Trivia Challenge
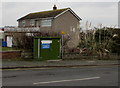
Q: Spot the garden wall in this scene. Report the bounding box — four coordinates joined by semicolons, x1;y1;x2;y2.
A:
0;50;119;60
63;53;120;60
0;50;22;59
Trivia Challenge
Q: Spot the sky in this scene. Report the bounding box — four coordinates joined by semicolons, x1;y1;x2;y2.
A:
0;0;119;28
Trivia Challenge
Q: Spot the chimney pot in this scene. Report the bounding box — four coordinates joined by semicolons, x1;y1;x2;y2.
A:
53;5;57;10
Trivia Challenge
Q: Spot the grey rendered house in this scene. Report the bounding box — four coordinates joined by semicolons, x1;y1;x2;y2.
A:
17;5;82;48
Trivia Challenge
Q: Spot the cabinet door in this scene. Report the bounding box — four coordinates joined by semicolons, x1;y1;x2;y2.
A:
50;39;60;60
40;39;60;60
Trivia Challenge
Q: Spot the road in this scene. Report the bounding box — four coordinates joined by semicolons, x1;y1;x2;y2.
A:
2;65;119;86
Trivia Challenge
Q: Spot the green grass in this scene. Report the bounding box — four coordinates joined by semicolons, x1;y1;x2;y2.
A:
2;47;21;51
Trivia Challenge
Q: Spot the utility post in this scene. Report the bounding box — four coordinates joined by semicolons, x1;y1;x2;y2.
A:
60;31;65;59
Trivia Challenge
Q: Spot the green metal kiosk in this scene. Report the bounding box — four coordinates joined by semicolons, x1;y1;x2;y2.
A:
33;37;61;60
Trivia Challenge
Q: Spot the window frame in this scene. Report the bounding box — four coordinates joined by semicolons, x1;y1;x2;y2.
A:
41;19;52;27
30;19;35;26
21;20;26;27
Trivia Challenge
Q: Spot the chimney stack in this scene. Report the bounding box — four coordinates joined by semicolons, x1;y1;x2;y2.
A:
53;5;57;10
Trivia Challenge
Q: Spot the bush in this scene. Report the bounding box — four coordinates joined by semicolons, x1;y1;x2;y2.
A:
12;31;61;50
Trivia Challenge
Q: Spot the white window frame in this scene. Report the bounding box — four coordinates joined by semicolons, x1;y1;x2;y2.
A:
70;26;76;32
41;19;51;27
22;20;25;27
30;19;35;26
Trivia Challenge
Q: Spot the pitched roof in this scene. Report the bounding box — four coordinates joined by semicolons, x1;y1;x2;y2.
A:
17;8;81;21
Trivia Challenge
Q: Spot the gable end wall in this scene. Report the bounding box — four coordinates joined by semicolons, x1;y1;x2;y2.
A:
53;10;80;48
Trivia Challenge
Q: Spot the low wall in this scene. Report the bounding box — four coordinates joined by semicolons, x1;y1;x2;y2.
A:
0;50;22;59
63;53;120;60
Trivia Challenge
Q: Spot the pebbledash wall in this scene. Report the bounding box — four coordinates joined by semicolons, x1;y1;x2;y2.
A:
1;50;21;59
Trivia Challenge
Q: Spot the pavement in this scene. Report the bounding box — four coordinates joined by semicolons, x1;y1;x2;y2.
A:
1;59;120;69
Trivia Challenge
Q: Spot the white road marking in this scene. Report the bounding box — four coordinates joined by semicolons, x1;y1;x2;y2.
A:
33;76;101;85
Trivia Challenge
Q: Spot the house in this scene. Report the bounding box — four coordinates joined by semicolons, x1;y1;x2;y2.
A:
17;5;82;48
1;27;15;47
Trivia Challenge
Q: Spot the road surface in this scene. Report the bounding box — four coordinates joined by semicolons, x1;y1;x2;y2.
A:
2;65;119;86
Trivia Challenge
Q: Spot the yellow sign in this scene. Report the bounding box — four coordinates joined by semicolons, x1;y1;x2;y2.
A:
60;31;65;34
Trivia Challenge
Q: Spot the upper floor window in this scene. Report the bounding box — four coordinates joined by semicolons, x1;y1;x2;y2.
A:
21;20;25;27
70;26;76;32
30;19;35;26
41;19;51;27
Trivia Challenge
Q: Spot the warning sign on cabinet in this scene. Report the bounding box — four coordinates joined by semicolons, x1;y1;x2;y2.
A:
41;44;50;49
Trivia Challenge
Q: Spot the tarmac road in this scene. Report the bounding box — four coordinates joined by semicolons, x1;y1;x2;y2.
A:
2;65;119;86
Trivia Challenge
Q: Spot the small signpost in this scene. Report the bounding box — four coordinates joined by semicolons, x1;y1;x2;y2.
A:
60;31;65;59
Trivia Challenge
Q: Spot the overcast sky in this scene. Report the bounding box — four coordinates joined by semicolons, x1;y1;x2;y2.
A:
1;1;119;28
